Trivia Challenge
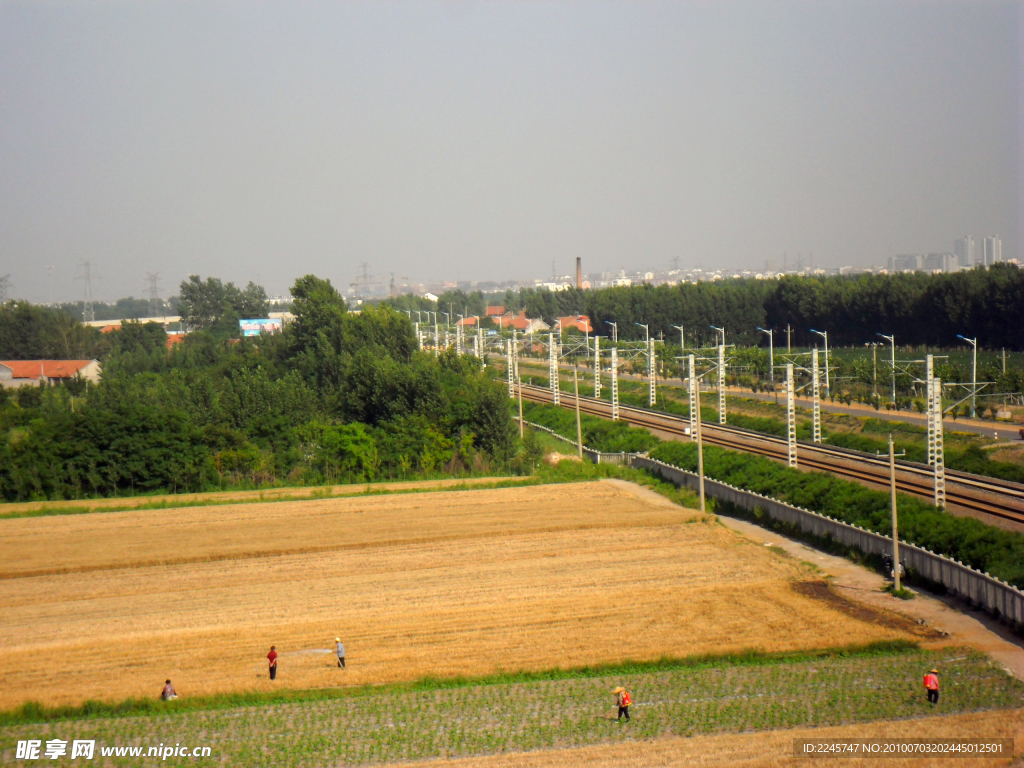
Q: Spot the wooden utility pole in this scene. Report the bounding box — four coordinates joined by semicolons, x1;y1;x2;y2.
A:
574;367;583;458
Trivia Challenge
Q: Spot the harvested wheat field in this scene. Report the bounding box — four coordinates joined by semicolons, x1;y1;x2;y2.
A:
0;480;922;710
397;708;1024;768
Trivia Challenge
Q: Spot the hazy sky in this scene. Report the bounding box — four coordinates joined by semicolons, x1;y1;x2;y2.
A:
1;1;1021;303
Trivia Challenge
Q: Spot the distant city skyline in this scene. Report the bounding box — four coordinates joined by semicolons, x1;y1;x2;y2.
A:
2;2;1020;304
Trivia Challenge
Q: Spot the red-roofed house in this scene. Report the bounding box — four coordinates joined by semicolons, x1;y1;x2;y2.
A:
166;333;186;349
485;305;506;316
557;315;593;334
0;360;102;388
455;316;478;328
494;312;550;334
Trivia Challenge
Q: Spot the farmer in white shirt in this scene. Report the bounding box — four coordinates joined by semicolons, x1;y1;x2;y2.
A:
336;638;346;669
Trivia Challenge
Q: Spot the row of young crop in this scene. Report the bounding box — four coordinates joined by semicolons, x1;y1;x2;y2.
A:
4;648;1020;767
520;400;1024;588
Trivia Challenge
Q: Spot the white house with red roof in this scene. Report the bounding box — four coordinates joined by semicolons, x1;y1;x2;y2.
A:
0;360;102;388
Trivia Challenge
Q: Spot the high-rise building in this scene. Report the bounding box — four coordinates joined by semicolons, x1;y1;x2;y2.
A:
954;235;975;268
981;236;1002;266
890;253;956;272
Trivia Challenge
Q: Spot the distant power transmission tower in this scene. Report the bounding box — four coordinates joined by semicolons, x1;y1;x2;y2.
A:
0;274;11;304
75;261;99;322
146;272;161;316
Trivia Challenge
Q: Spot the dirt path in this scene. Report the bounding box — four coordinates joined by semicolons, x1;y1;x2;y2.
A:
606;479;1024;682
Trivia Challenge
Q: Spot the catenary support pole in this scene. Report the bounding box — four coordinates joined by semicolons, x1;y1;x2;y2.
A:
890;434;901;592
517;375;524;439
507;340;514;397
593;336;601;398
933;378;945;507
786;363;797;467
649;337;657;407
610;347;619;421
549;333;560;405
574;367;583;459
718;344;726;424
812;348;821;443
693;370;705;513
926;355;935;466
688;353;698;441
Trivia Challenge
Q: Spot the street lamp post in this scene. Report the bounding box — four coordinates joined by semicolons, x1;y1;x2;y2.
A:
810;329;829;395
637;323;654;406
756;327;774;384
672;325;685;385
710;325;725;346
865;342;879;399
877;333;896;405
605;321;617;343
956;335;978;418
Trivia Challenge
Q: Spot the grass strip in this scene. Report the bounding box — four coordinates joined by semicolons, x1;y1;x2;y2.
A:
0;476;540;521
0;640;920;726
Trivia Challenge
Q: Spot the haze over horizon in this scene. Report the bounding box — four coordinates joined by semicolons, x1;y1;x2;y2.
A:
1;1;1021;304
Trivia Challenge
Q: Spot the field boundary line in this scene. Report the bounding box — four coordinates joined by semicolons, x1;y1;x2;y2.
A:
0;476;539;521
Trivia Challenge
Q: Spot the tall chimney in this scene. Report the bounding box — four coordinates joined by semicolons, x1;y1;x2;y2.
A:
576;257;582;289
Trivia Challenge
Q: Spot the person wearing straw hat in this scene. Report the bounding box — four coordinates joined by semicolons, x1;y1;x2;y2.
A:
923;668;939;704
335;638;346;669
612;687;631;721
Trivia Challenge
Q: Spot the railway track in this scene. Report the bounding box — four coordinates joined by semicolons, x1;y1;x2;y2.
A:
518;384;1024;526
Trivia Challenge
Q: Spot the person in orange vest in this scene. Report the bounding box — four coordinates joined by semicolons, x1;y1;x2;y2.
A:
613;687;631;721
923;668;939;704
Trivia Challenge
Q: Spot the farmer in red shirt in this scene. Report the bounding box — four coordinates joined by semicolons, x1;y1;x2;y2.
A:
268;646;278;680
923;668;939;704
613;687;631;721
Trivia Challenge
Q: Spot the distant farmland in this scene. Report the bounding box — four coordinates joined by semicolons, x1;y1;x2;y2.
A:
1;481;924;710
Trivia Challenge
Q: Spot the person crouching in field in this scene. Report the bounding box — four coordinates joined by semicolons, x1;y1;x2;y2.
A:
268;646;278;680
924;668;939;704
160;680;177;701
336;637;345;669
613;687;631;721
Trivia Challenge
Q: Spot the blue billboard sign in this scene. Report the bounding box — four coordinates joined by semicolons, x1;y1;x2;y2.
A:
239;318;283;337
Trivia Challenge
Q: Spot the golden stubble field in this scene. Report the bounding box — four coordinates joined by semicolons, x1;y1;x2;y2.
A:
0;480;917;710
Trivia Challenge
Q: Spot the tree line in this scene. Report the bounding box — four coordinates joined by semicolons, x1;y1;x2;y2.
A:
386;264;1023;350
0;275;516;501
